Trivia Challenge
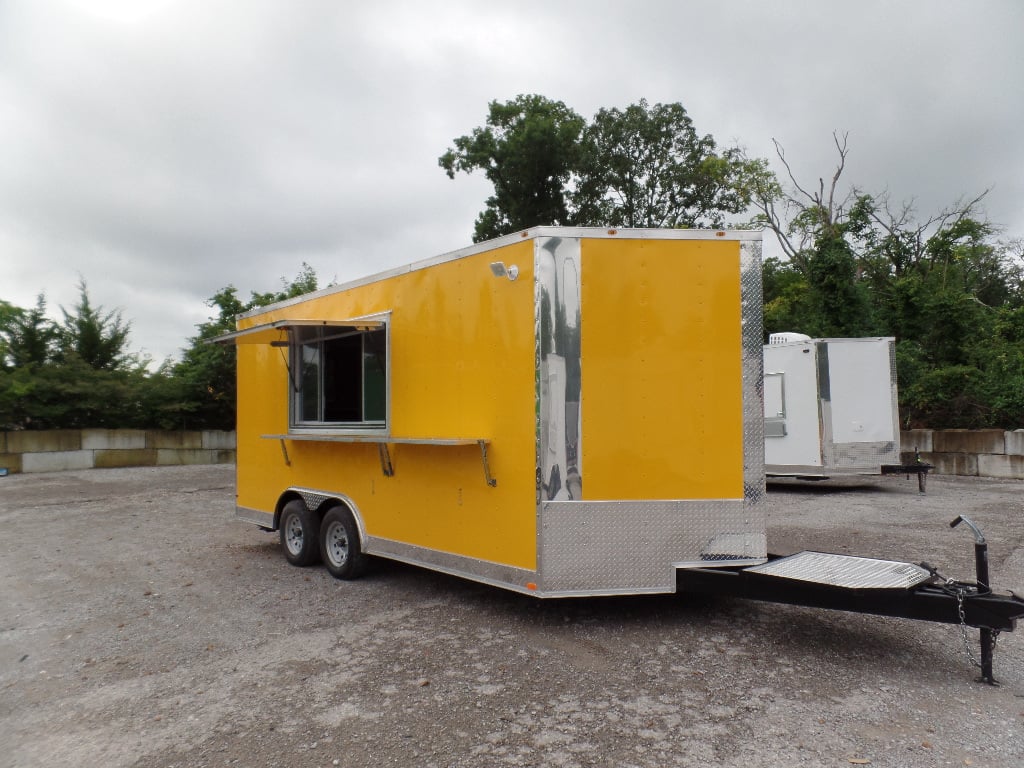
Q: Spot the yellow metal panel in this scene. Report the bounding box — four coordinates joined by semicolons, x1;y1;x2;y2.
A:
235;340;293;513
234;241;539;570
579;237;745;500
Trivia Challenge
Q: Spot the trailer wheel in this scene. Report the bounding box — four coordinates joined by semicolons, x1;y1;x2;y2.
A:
319;506;367;580
279;500;320;566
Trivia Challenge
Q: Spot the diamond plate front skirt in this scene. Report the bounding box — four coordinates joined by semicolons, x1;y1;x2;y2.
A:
538;498;767;596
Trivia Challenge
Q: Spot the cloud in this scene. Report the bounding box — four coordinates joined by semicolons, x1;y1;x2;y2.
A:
1;0;1022;362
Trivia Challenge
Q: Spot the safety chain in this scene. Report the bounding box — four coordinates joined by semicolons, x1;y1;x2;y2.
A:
952;581;1000;670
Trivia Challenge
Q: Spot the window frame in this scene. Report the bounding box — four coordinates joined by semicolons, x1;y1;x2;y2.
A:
288;314;390;434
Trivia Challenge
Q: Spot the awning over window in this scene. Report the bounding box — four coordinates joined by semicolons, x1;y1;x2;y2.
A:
210;318;385;345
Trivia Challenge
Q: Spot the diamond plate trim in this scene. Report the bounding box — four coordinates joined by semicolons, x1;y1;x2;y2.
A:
539;499;766;594
746;551;932;590
740;239;767;508
296;490;331;511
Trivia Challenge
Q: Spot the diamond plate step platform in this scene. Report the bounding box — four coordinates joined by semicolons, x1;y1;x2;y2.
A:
745;551;932;590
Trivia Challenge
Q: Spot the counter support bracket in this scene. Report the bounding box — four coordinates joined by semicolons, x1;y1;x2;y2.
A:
480;440;497;487
378;443;395;477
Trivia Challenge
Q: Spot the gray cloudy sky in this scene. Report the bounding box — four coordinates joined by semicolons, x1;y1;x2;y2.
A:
2;0;1022;363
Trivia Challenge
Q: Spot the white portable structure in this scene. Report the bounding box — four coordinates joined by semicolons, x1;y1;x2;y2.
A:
763;334;901;477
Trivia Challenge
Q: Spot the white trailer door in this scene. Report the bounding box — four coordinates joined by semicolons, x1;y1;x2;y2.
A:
827;340;896;444
763;343;823;468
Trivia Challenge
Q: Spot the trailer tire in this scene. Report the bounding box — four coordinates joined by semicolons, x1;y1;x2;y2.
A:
279;500;320;567
319;506;367;580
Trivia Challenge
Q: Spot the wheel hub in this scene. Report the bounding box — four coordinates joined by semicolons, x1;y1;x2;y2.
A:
325;521;349;567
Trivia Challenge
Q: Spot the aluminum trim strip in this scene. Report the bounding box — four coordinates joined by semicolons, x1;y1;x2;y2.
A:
535;236;582;505
365;536;537;593
211;317;384;345
238;228;762;319
262;434;484;445
283;486;368;541
236;506;274;527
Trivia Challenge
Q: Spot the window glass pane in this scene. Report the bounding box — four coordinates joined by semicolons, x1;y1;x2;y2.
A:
299;343;320;422
363;329;387;422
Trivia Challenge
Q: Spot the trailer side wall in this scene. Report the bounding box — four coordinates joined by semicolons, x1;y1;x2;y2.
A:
236;241;539;572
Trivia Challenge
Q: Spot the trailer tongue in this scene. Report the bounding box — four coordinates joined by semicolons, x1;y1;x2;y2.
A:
676;516;1024;685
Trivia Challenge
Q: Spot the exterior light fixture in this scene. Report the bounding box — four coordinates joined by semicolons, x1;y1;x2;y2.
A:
489;262;519;281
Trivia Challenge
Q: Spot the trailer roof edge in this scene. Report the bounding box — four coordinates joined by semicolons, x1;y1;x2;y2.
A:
236;226;764;320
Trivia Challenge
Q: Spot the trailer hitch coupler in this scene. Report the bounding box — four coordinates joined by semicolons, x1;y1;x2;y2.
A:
950;515;989;590
950;515;986;546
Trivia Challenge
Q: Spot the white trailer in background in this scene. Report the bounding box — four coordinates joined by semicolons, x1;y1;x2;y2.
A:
762;334;927;486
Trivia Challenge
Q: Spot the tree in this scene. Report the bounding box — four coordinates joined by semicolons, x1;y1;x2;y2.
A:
249;261;319;306
755;133;1024;428
172;265;322;431
2;295;58;369
761;256;815;335
751;133;873;336
441;95;772;241
0;288;155;430
575;100;763;228
0;300;21;370
805;232;874;337
170;287;246;431
439;95;587;242
0;267;326;431
55;280;133;371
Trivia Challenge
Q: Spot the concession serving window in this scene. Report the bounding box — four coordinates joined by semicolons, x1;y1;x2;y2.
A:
213;317;389;430
213;315;496;485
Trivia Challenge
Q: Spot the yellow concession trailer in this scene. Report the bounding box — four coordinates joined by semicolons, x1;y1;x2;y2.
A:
218;227;767;596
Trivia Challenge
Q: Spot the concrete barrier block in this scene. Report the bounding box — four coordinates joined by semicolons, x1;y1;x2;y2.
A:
22;450;94;473
899;451;929;466
978;454;1024;480
148;431;203;450
214;450;236;465
94;449;158;469
900;429;933;454
156;448;220;466
202;431;237;450
0;453;23;474
933;429;1005;455
83;429;147;450
7;430;82;454
1006;430;1024;457
919;452;977;477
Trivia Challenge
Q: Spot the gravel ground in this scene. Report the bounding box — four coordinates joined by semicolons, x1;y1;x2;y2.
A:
1;465;1023;767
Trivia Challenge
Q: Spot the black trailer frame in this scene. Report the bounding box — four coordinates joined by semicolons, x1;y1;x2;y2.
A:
881;450;934;493
677;517;1024;684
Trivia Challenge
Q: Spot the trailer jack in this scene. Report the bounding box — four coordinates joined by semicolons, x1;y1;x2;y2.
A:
676;517;1024;684
948;515;999;684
